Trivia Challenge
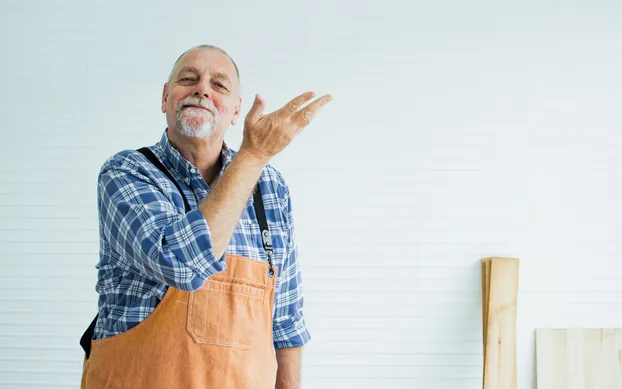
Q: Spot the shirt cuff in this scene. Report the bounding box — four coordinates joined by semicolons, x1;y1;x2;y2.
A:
168;208;227;289
273;312;311;348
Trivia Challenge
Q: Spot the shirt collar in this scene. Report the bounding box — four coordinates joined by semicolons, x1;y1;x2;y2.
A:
155;128;236;180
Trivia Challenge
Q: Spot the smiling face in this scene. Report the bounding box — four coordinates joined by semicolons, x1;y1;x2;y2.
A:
161;47;242;139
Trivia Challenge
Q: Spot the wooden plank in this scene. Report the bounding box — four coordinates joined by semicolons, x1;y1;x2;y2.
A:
481;258;489;380
601;329;622;389
481;258;490;354
481;258;492;368
482;257;519;389
535;328;622;389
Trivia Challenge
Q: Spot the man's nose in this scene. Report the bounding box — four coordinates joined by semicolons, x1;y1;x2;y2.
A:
193;80;212;100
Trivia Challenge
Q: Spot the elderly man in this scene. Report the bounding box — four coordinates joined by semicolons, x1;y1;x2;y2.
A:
79;44;332;389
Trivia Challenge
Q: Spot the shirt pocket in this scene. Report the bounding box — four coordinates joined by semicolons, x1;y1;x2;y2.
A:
186;278;266;350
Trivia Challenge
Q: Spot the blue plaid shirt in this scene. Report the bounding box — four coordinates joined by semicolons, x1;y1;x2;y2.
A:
93;130;310;348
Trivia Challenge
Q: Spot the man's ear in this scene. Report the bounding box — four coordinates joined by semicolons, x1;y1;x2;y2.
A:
161;83;169;113
230;95;243;126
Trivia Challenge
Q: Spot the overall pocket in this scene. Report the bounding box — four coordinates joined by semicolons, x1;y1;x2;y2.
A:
187;278;265;350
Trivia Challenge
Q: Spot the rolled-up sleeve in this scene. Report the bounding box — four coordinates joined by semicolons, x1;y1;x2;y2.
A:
98;155;225;291
272;183;311;348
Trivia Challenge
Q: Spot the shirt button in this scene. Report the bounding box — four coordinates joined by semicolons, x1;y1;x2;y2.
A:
190;168;197;174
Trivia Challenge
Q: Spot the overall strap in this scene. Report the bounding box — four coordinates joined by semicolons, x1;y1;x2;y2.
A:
253;184;275;277
137;147;191;213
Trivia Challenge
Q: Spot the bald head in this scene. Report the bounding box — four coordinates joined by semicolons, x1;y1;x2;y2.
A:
168;45;240;85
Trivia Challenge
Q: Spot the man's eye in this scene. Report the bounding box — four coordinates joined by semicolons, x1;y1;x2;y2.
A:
215;83;228;90
179;77;196;82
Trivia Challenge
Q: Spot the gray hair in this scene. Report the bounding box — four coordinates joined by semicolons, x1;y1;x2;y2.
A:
167;44;240;85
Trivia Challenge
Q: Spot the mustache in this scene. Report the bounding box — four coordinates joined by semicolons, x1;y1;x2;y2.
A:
178;97;217;115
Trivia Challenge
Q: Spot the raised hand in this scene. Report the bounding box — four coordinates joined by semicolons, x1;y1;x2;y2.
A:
240;91;333;162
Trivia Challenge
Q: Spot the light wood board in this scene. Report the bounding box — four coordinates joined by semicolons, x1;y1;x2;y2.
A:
536;328;622;389
481;257;519;389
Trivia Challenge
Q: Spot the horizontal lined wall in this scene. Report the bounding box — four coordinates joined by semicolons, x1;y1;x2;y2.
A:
1;0;621;388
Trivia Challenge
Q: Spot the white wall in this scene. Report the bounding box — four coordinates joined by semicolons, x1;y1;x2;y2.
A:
1;0;621;388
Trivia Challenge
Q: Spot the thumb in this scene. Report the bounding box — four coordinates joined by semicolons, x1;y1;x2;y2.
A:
246;94;265;123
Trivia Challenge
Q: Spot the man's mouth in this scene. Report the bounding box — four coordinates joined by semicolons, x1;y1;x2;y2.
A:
183;105;210;111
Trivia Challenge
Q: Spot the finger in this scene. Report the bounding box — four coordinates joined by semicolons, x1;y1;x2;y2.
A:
276;91;316;117
291;94;332;129
246;94;265;123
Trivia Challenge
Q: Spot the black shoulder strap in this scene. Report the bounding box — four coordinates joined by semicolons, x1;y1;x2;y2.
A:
79;314;98;359
137;147;191;213
253;184;275;277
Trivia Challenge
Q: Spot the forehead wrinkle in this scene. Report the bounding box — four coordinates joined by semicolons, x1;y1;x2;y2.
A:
175;66;233;82
177;66;199;75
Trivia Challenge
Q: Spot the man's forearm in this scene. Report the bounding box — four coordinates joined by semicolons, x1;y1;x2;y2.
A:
198;91;331;260
275;347;302;389
198;149;268;258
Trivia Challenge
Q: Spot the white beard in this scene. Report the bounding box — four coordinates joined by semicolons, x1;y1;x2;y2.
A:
174;99;220;139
